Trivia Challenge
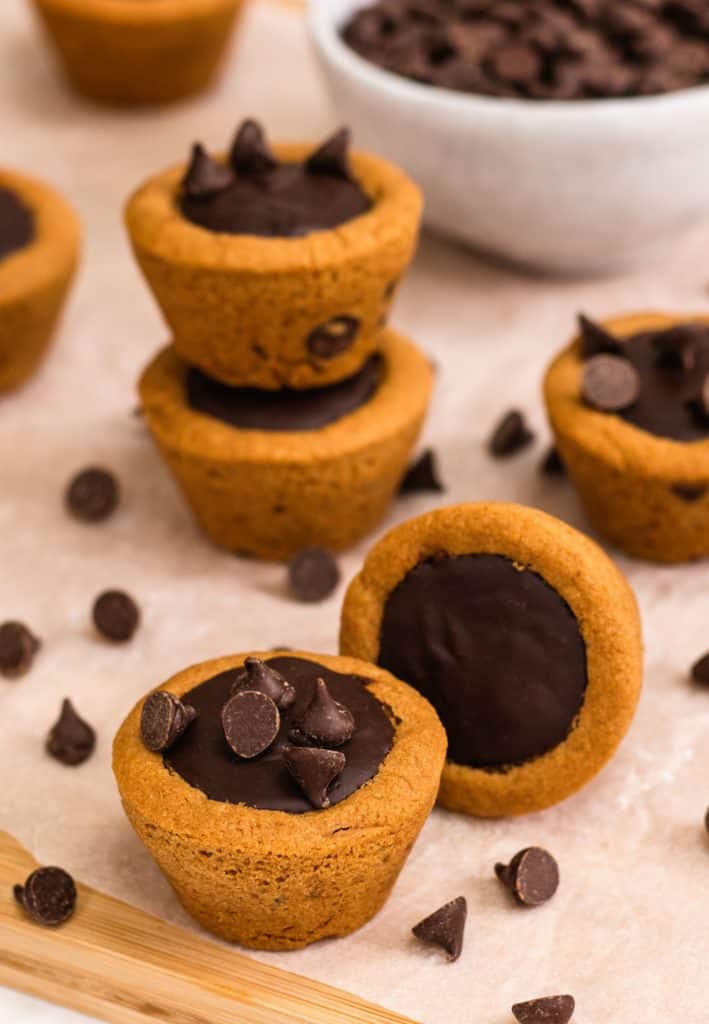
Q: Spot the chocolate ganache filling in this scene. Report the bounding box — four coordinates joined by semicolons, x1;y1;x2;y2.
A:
378;554;588;770
0;187;34;261
579;317;709;443
186;354;382;431
164;657;395;813
180;119;372;238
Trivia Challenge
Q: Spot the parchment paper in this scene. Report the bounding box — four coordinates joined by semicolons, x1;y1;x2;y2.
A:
1;2;708;1021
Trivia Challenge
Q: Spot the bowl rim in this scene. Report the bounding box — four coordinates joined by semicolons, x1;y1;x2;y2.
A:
309;0;709;119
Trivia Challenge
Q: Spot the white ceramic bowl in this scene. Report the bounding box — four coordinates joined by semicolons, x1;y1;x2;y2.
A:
309;0;709;275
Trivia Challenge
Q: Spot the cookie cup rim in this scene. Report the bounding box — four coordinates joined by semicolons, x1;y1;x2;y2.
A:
544;311;709;481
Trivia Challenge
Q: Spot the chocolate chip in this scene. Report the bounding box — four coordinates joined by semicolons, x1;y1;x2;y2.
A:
288;547;340;603
672;483;707;502
399;449;445;495
221;689;280;759
306;127;353;180
412;896;467;962
282;745;346;808
15;867;77;927
540;446;566;477
578;314;622;359
0;621;40;678
140;691;198;752
691;652;709;686
290;677;355;748
229;119;278;175
581;354;640;412
231;657;296;710
46;699;95;766
92;590;140;643
511;995;575;1024
699;374;709;416
488;410;535;457
66;467;119;523
495;847;560;906
182;143;234;199
306;316;360;358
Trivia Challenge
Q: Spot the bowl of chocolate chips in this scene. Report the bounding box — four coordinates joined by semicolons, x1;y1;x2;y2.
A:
310;0;709;274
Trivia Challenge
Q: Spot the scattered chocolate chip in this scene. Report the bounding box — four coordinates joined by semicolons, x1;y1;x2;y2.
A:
46;699;95;766
182;143;234;199
66;467;119;523
231;657;296;710
140;691;198;752
92;590;140;643
282;745;346;808
14;867;77;927
672;483;707;502
229;119;278;175
306;315;360;358
399;449;445;495
290;677;355;748
578;314;622;359
221;689;280;759
511;995;575;1024
495;847;559;907
691;652;709;686
700;375;709;416
488;410;535;457
306;127;353;180
540;446;566;477
581;354;640;412
288;547;340;603
0;621;40;678
412;896;467;962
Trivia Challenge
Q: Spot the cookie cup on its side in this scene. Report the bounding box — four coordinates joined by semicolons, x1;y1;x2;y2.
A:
0;169;80;392
113;650;447;950
340;502;643;818
138;328;433;560
545;311;709;564
30;0;243;106
125;144;422;390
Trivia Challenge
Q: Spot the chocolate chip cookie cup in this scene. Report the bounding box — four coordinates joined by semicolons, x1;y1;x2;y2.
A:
125;132;422;390
340;502;643;818
0;169;80;392
138;328;433;560
544;312;709;563
30;0;244;106
112;651;446;950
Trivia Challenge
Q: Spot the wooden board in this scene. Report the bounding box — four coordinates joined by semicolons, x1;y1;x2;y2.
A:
0;831;419;1024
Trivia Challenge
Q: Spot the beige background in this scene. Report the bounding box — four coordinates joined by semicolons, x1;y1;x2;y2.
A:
1;1;708;1021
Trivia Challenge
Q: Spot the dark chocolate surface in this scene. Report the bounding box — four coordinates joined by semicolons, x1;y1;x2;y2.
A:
164;657;395;813
378;554;587;770
0;186;34;261
186;355;381;432
612;326;709;442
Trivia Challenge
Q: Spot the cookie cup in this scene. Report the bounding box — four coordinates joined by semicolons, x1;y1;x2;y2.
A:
113;650;446;950
340;502;643;818
0;169;80;392
126;144;422;390
545;312;709;563
30;0;243;106
139;328;433;560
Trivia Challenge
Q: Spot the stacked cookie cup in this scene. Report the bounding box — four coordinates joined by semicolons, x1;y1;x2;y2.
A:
126;122;432;559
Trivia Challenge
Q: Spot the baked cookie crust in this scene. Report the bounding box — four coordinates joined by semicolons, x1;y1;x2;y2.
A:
126;144;422;390
30;0;244;105
0;168;80;392
545;311;709;563
138;328;433;560
113;650;446;950
340;502;643;818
